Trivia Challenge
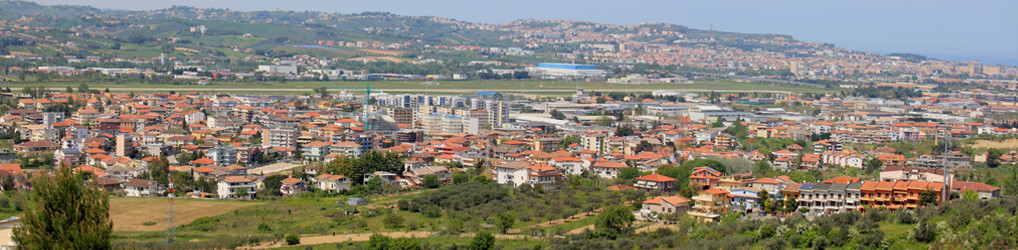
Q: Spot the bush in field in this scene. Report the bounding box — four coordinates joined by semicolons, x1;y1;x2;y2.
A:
285;234;300;245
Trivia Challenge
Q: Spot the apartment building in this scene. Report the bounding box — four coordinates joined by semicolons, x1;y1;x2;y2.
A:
262;128;298;149
689;188;731;222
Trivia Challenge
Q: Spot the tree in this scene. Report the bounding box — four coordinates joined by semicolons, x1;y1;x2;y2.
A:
758;189;770;211
259;174;287;198
755;161;772;176
285;234;300;245
496;214;515;233
422;175;441;188
383;213;404;229
986;149;1003;168
452;171;468;184
633;140;654;153
14;167;112;249
910;220;937;243
918;189;938;207
595;205;635;238
615;124;635;136
617;167;640;180
961;189;979;201
313;86;329;96
784;195;798;214
78;83;90;94
597;116;613;126
235;188;249;199
549;109;566;120
864;157;882;173
367;234;394;250
470;232;495;250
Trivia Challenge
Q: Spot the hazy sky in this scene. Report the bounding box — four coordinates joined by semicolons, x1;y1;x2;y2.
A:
30;0;1018;65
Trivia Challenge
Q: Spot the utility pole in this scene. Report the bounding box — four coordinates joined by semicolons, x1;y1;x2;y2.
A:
166;174;176;243
942;134;949;203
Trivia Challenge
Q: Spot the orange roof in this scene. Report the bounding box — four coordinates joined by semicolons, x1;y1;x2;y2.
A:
194;166;216;173
635;174;677;182
753;177;782;184
191;157;215;165
0;163;23;176
702;188;729;195
823;176;861;184
503;140;526;145
875;181;895;191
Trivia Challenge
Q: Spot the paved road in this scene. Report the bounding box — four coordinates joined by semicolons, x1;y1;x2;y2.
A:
10;87;794;94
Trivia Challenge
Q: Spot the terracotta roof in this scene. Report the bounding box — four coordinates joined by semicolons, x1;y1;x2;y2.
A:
823;176;861;184
753;177;782;184
702;188;729;196
192;157;215;165
636;174;677;182
592;161;627;169
281;177;301;185
952;181;1000;192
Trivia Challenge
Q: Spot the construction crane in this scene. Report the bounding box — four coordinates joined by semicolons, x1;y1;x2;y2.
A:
321;83;374;130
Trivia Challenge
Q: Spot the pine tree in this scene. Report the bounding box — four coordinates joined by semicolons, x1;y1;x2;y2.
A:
13;167;112;248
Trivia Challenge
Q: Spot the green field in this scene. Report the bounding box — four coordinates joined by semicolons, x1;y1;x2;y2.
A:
5;79;837;95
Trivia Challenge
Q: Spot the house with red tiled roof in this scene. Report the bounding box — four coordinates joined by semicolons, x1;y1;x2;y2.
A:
591;160;627;179
750;177;785;193
548;156;583;175
315;174;352;192
634;174;677;192
951;181;1000;200
641;195;691;220
690;167;722;190
280;177;307;197
0;163;24;177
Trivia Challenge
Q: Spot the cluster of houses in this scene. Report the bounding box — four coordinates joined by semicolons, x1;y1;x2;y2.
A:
639;166;1001;222
0;88;1011;209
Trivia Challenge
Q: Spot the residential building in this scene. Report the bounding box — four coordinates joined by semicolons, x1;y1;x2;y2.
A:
217;176;257;199
641;195;691;220
634;174;677;192
689;188;731;222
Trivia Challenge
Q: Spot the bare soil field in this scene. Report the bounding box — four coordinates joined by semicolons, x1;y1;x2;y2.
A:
110;197;262;231
969;139;1018;149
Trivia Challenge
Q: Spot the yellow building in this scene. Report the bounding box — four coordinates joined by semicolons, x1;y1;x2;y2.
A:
689;188;732;222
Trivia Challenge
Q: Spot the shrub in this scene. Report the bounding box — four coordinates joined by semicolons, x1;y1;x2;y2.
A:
258;222;272;232
895;210;916;224
909;220;937;243
811;236;827;250
421;204;442;218
383;213;405;229
285;234;300;245
397;199;410;211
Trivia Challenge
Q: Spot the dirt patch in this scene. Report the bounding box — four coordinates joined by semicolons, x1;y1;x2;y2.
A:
349;56;410;63
357;49;404;56
110;197;261;232
969;139;1018;149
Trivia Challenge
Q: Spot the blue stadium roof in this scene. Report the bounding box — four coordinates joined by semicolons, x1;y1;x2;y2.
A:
537;63;596;70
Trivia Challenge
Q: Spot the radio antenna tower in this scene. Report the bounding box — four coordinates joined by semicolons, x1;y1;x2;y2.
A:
166;174;176;243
